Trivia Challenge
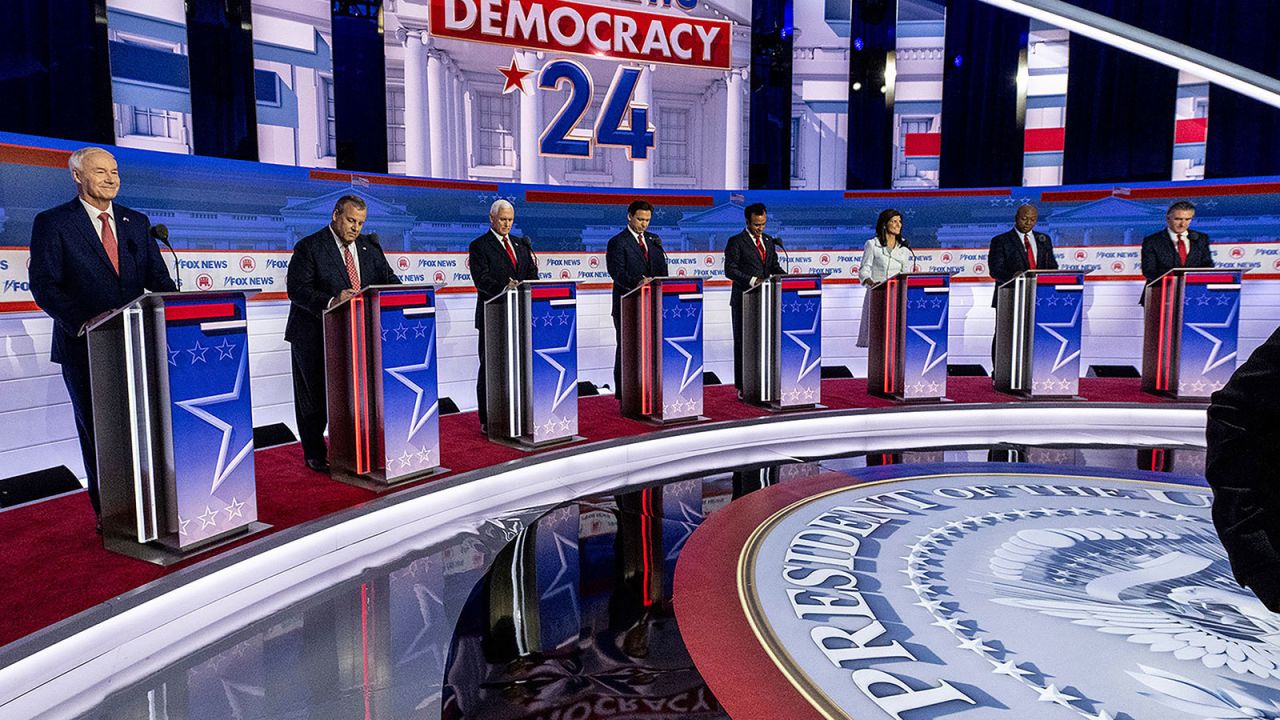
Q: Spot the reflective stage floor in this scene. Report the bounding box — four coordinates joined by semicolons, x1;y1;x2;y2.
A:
56;439;1273;720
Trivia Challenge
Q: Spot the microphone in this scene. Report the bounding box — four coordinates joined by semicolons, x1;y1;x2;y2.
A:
899;235;919;272
772;234;791;273
151;224;181;289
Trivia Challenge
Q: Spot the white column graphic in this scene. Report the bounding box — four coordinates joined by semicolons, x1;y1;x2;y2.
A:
402;29;429;176
518;50;544;184
630;65;653;189
724;68;744;190
425;42;447;178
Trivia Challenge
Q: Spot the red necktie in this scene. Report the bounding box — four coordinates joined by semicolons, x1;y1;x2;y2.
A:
1176;234;1188;265
1023;233;1036;270
502;235;517;269
636;233;648;260
98;212;119;274
753;233;766;263
342;243;359;291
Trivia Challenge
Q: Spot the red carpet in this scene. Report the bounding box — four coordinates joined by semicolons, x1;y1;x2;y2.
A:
0;377;1172;649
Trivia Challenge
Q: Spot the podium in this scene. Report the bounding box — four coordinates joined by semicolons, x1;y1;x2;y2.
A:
620;277;707;424
323;284;448;489
86;290;268;565
742;274;824;410
1142;269;1241;399
867;272;951;401
994;270;1087;397
484;280;583;449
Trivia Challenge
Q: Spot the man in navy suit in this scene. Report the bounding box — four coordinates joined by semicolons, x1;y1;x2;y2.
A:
285;195;400;472
469;199;539;433
606;200;669;398
1140;200;1213;303
988;203;1059;308
28;147;177;530
724;202;784;397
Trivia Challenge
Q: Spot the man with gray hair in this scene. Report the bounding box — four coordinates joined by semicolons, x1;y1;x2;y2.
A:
28;147;177;532
468;199;539;433
1140;200;1213;304
285;194;400;473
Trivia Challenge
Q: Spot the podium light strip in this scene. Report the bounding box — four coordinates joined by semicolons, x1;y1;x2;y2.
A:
759;284;773;401
641;487;655;607
1156;274;1177;392
506;289;520;438
1011;277;1027;391
124;308;158;543
350;296;370;475
641;284;652;417
510;530;531;656
884;278;898;394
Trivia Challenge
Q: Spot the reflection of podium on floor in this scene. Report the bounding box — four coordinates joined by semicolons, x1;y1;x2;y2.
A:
86;290;269;565
868;272;951;401
994;270;1088;398
323;284;448;490
1142;269;1241;400
620;277;707;424
741;274;824;410
484;280;584;450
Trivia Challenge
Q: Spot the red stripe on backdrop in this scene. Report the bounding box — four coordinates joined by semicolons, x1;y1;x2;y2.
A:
843;188;1011;199
903;132;942;157
0;143;71;168
1175;117;1208;144
524;190;715;206
1040;189;1112;202
1024;127;1065;153
1120;182;1280;199
308;170;498;191
164;303;236;322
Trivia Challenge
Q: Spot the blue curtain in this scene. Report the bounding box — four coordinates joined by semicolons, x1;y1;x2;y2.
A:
749;0;794;189
939;0;1028;188
0;0;113;145
1202;1;1280;178
845;0;898;189
332;1;388;173
187;0;259;160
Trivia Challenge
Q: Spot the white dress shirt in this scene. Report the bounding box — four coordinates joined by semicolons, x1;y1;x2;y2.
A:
1167;228;1190;249
80;198;117;243
858;237;913;285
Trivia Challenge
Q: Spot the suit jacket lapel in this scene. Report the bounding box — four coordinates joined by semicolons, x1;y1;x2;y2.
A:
322;233;350;289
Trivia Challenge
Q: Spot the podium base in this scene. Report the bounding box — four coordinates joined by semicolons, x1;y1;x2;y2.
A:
331;465;452;493
870;393;953;404
103;521;272;567
628;414;710;426
764;402;827;414
488;434;586;453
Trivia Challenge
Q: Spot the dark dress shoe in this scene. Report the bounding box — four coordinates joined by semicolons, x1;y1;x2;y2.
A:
95;519;103;535
305;458;331;473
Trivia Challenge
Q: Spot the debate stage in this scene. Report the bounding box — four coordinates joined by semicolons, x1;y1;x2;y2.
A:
0;376;1230;720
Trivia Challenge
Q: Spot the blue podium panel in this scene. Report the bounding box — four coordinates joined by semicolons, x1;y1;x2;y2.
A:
901;275;950;400
529;283;579;445
162;296;257;548
378;288;442;483
778;276;822;408
1030;273;1085;396
658;280;704;420
533;504;582;653
1173;271;1241;398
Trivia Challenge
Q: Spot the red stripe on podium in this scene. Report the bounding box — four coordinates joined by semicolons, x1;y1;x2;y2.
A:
1184;273;1238;284
531;287;572;299
379;292;429;308
662;283;699;294
782;279;817;290
906;277;946;288
1036;274;1082;284
164;303;236;322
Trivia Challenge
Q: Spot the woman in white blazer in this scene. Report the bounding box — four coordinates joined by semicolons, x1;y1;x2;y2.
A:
857;209;914;348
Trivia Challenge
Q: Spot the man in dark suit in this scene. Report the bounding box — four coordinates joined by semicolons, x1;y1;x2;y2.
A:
1206;325;1280;613
988;203;1059;308
1140;200;1213;303
606;200;669;397
724;202;784;397
28;147;177;530
285;194;400;473
469;199;539;433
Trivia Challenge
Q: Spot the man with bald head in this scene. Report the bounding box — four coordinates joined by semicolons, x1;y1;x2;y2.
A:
468;199;539;433
28;147;177;532
987;203;1059;307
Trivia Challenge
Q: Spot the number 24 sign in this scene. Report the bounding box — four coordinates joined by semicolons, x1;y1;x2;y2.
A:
538;60;656;161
